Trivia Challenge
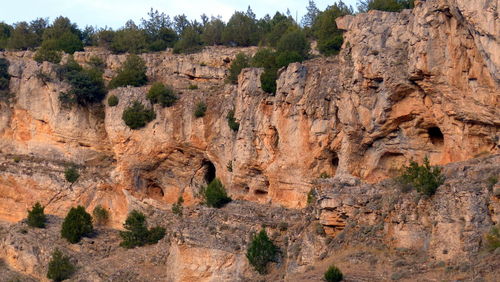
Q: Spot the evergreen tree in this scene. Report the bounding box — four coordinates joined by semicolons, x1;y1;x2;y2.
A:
27;202;47;228
120;210;166;248
109;54;148;89
246;229;278;274
301;0;320;27
47;249;75;282
61;206;93;243
203;178;231;208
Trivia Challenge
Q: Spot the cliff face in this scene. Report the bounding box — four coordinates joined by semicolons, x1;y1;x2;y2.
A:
0;0;498;221
0;0;499;280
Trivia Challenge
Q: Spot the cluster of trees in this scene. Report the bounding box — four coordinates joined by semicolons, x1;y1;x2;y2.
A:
1;1;414;58
25;202;164;281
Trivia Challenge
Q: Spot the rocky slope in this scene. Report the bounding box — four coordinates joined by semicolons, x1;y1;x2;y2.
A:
0;0;499;281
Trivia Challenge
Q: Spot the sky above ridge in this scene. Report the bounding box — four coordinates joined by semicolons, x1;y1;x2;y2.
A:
0;0;359;29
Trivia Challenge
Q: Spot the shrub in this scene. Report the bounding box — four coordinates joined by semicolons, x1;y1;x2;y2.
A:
318;34;344;56
0;58;11;99
147;82;177;107
34;47;62;64
226;160;233;172
397;156;445;196
119;210;166;248
172;196;184;216
92;205;109;226
260;68;278;95
246;229;278;274
312;3;352;56
358;0;414;13
107;95;119;107
276;30;310;58
61;206;93;243
194;101;207;118
228;53;250;84
108;54;147;89
64;166;79;183
46;249;75;282
226;110;240;132
251;48;277;69
122;101;156;129
276;51;304;69
324;265;343;282
188;84;198;90
485;225;500;251
203;178;231;208
56;57;107;106
27;202;47;228
307;188;317;205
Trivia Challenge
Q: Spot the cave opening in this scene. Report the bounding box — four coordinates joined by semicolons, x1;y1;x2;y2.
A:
428;127;444;146
202;159;216;183
331;153;339;167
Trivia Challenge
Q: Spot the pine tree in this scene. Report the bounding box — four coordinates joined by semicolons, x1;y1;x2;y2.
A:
27;202;47;228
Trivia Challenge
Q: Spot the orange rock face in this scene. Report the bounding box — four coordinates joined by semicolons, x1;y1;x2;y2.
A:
0;0;498;225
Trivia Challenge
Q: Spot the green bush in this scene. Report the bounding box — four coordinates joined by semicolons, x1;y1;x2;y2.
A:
46;249;75;282
108;54;147;89
324;265;343;282
0;58;11;99
307;188;317;206
203;178;231;208
147;82;177;107
312;3;352;56
122;101;156;129
260;68;278;94
64;166;79;183
107;95;119;107
246;228;278;274
119;210;166;248
226;110;240;132
188;84;198;90
56;57;107;106
358;0;414;13
34;47;62;64
485;225;500;251
276;51;304;68
251;48;277;69
92;205;109;226
276;30;310;58
172;196;184;216
194;101;207;118
398;156;445;196
61;206;93;243
228;53;250;84
27;202;47;228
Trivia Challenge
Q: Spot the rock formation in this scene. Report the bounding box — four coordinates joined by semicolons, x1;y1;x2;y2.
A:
0;0;499;280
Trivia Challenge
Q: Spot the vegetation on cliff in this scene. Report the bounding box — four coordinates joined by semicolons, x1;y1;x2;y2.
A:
324;265;343;282
0;57;12;101
246;228;278;274
56;56;106;106
146;82;178;107
27;202;47;228
398;157;445;196
122;101;156;129
119;210;166;248
202;178;232;208
61;206;93;243
47;249;75;282
109;54;148;89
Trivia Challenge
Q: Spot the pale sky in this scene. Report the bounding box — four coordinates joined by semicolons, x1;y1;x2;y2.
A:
0;0;359;29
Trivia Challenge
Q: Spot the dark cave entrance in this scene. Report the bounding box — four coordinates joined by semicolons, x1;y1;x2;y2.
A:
202;159;216;184
428;127;444;146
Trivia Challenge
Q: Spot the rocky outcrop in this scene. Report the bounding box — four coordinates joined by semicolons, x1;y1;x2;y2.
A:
0;0;498;226
0;155;498;281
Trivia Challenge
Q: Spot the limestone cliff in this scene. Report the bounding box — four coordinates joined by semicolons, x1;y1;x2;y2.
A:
0;0;499;281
